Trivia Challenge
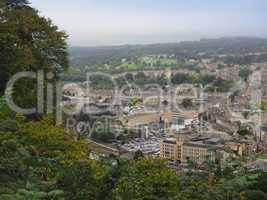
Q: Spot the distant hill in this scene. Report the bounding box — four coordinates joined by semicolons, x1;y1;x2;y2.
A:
69;37;267;76
69;37;267;67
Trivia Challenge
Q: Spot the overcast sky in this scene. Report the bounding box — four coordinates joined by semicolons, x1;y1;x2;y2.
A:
31;0;267;46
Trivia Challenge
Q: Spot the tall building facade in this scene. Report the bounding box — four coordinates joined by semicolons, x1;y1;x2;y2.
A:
160;137;218;163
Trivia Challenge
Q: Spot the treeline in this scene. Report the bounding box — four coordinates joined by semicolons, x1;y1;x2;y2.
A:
69;37;267;71
219;53;267;65
86;71;234;93
0;104;267;199
1;1;266;199
0;0;68;110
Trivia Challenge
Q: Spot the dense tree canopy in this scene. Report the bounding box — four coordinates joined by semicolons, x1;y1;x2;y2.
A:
0;1;267;200
0;0;68;109
0;101;266;199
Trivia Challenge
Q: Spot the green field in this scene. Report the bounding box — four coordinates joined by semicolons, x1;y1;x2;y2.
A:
114;56;184;71
116;62;140;70
141;57;178;66
257;153;267;159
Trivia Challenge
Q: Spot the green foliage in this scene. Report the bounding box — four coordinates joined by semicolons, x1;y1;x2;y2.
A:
205;78;234;93
140;56;181;69
1;187;65;200
91;129;115;143
0;116;92;198
133;150;144;160
171;73;193;84
237;125;251;136
134;72;168;86
181;98;193;108
57;161;108;200
255;101;266;111
213;78;234;92
249;172;267;193
1;2;267;200
0;1;68;108
69;37;267;74
242;190;267;200
0;119;19;132
200;74;216;85
88;74;115;89
128;96;142;108
113;159;181;200
239;67;252;81
171;73;216;86
242;111;250;119
0;115;267;199
2;0;29;8
0;97;16;120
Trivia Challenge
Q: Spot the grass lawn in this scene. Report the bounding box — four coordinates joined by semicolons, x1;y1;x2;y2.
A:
142;57;178;66
115;57;188;71
257;153;267;159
